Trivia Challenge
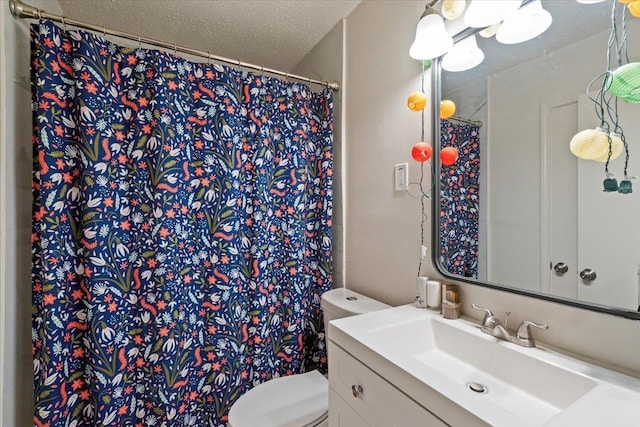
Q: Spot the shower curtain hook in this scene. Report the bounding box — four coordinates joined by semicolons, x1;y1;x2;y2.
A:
60;15;67;32
103;25;106;38
237;58;242;68
285;72;289;83
37;8;42;20
207;52;212;65
173;42;177;56
137;35;142;50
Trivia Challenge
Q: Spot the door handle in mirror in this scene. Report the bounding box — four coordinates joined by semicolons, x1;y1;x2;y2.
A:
553;262;568;274
579;268;597;281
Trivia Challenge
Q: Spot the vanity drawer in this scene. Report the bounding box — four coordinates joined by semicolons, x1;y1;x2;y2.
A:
329;343;447;427
329;388;370;427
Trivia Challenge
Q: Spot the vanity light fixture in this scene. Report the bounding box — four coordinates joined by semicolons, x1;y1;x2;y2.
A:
464;0;522;28
442;34;485;72
496;0;552;45
409;0;454;60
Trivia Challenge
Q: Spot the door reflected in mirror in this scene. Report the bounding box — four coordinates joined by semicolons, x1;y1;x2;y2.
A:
434;0;640;317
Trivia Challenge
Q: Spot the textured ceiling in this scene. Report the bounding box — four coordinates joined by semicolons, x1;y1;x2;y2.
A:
56;0;361;72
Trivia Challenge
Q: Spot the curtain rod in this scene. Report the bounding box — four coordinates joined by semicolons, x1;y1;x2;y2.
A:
8;0;340;91
448;116;483;127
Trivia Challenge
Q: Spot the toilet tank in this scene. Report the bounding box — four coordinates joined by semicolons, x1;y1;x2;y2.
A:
320;288;390;336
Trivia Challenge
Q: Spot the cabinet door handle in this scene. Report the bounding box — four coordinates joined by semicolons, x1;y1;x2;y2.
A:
351;384;363;398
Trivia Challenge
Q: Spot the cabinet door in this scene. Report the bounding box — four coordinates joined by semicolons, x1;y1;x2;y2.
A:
329;389;370;427
329;343;447;427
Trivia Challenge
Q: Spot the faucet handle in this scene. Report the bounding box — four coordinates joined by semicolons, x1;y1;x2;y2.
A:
471;304;494;326
516;320;549;340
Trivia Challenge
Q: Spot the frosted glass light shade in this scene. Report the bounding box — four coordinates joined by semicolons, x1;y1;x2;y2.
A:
594;133;624;163
464;0;522;28
409;14;454;60
496;0;552;45
442;35;485;72
569;128;609;160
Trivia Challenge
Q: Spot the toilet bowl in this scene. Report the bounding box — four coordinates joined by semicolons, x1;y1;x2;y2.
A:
227;288;390;427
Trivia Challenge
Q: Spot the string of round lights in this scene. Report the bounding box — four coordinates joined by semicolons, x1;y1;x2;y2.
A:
406;62;460;275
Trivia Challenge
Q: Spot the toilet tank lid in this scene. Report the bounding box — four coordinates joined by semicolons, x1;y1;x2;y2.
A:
320;288;390;314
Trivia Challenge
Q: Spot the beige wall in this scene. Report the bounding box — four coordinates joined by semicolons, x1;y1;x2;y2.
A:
342;1;640;376
345;1;433;306
1;0;63;424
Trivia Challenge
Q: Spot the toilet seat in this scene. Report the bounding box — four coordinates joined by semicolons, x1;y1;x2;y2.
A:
227;370;328;427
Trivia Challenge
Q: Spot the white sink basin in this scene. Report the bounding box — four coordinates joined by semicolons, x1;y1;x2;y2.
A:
330;305;640;426
368;317;596;425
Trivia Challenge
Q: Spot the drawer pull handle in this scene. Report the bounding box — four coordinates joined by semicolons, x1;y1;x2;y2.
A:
351;385;363;398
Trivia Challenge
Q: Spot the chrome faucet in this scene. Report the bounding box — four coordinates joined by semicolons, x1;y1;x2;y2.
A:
472;304;548;348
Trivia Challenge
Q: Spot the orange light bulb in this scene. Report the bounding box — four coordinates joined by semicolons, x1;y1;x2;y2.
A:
441;146;459;166
407;91;427;112
412;142;433;162
440;100;456;119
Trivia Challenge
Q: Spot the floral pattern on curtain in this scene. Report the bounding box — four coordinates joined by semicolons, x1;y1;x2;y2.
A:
439;120;480;278
31;20;333;427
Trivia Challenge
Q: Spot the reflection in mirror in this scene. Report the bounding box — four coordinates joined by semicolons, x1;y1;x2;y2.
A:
434;0;640;318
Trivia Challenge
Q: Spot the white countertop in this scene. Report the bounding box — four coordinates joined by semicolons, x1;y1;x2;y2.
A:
329;304;640;427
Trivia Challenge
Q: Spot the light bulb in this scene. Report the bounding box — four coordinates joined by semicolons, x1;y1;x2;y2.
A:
629;1;640;17
569;128;609;160
605;62;640;97
440;100;456;119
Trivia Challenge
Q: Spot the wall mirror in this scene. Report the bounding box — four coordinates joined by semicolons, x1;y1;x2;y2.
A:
432;0;640;320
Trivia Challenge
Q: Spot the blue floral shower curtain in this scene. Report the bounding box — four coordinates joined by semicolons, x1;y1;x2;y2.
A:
439;120;480;278
31;20;333;427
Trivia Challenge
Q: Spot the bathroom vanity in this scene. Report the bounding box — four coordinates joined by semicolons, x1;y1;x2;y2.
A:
327;305;640;427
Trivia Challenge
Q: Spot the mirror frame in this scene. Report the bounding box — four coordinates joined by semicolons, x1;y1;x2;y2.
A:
430;28;640;321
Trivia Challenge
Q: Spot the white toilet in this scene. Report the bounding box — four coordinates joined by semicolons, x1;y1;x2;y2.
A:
227;288;389;427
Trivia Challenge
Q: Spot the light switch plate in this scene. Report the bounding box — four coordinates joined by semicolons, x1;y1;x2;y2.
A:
395;163;408;192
